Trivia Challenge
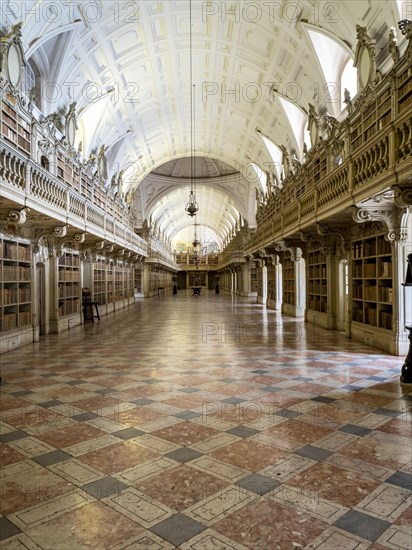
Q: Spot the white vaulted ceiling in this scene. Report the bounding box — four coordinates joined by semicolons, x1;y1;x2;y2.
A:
8;0;406;247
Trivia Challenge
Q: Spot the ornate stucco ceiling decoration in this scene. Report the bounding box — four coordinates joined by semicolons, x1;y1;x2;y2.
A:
11;0;406;244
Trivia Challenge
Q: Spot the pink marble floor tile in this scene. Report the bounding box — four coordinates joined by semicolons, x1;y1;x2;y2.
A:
213;498;327;549
211;439;286;470
286;461;381;507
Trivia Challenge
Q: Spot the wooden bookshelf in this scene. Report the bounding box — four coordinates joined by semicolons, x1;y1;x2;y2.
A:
0;237;31;331
397;64;412;115
93;258;106;305
126;265;134;298
282;256;295;306
188;272;206;287
349;85;392;152
92;260;134;304
351;235;393;330
57;151;80;191
250;267;258;293
135;268;142;293
308;154;327;188
257;266;264;298
58;251;80;317
307;248;327;313
267;263;276;303
207;254;218;265
1;100;31;155
81;174;93;201
107;262;114;303
114;263;124;300
94;185;105;209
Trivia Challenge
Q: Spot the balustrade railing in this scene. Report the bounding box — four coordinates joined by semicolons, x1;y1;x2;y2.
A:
0;146;26;190
317;165;349;209
0;143;147;255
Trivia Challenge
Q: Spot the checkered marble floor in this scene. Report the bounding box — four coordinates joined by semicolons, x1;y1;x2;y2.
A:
0;290;411;549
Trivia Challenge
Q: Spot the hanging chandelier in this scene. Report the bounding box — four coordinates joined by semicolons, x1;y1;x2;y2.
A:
185;0;199;218
186;188;199;217
192;223;200;248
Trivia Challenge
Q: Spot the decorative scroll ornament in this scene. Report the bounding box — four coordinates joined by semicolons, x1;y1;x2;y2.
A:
298;224;348;258
267;254;280;266
398;19;412;61
105;243;114;253
299;231;313;243
74;232;86;243
38;139;52;156
393;186;412;207
33;232;63;259
352;205;408;243
0;23;25;94
52;225;68;238
8;208;29;225
251;256;264;268
0;208;29;237
94;241;105;250
274;241;302;262
39;112;61;139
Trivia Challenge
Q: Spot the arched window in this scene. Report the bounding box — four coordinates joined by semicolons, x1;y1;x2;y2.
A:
341;58;358;112
24;60;42;109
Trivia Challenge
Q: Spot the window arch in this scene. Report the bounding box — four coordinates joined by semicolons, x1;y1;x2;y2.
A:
304;25;356;117
24;59;42;109
341;58;358;112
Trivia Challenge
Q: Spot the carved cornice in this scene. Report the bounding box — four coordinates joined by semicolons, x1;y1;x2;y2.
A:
266;254;280;266
32;225;85;258
352;205;408;243
298;224;348;258
274;241;302;262
33;232;63;259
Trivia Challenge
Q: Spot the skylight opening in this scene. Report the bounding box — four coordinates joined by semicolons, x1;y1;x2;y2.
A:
341;58;358;111
250;163;267;194
260;136;283;181
306;27;354;117
277;98;310;157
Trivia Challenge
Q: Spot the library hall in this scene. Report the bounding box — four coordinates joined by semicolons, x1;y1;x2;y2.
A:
0;1;411;548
